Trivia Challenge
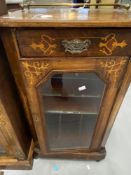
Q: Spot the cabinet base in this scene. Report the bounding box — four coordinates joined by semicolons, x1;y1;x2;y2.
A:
39;147;106;161
0;140;34;170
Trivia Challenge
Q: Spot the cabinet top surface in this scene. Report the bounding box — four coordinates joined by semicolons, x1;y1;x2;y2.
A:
0;8;131;27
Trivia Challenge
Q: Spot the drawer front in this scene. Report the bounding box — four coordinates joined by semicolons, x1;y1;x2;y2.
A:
16;28;131;58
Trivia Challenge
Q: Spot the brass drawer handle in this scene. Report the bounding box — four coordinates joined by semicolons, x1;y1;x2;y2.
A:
62;39;91;54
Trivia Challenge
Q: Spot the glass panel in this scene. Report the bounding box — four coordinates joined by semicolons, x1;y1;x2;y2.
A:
38;72;106;151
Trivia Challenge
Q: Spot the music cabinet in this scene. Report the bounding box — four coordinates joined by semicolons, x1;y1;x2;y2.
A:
0;2;131;169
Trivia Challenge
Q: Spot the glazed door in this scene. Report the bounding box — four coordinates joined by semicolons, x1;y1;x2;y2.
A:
38;72;105;151
21;57;128;156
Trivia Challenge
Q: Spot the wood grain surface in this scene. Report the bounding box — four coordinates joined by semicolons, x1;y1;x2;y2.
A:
16;28;130;57
0;8;131;27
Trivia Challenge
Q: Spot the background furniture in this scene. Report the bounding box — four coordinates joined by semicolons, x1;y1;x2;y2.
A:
0;39;34;169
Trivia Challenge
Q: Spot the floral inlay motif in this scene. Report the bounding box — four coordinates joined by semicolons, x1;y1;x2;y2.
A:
30;34;57;55
99;57;128;83
21;61;50;86
99;34;127;56
29;33;127;56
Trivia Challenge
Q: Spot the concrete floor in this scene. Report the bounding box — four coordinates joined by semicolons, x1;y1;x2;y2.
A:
4;85;131;175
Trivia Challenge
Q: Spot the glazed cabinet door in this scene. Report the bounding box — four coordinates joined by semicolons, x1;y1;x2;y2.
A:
38;72;105;151
20;57;129;159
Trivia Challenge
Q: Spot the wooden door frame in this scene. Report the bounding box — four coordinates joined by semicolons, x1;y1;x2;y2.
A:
19;57;129;157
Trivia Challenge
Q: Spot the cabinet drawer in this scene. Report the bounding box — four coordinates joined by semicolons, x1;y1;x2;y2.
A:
16;28;131;58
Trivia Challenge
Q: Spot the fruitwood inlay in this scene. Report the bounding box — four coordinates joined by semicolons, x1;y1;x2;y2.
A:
21;57;128;87
99;57;128;84
99;34;127;56
21;61;50;86
30;34;57;56
19;29;130;57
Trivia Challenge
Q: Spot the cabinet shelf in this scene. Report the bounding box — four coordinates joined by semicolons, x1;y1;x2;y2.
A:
44;96;101;115
41;73;104;98
45;113;98;150
39;72;106;153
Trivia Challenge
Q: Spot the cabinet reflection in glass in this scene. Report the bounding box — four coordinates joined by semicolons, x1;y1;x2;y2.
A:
38;72;106;151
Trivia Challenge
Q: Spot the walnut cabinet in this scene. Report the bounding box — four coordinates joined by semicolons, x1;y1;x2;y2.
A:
0;7;131;164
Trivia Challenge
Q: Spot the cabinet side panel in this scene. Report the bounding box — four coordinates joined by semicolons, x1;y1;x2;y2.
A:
102;59;131;146
90;57;129;149
0;38;31;159
1;29;37;143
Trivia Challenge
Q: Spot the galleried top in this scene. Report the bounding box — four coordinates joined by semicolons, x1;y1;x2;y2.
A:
0;1;131;27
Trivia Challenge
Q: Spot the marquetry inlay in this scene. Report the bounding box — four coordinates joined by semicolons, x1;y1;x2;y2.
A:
99;33;127;56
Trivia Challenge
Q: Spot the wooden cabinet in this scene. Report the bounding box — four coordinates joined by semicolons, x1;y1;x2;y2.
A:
0;7;131;163
0;39;33;169
2;28;130;161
